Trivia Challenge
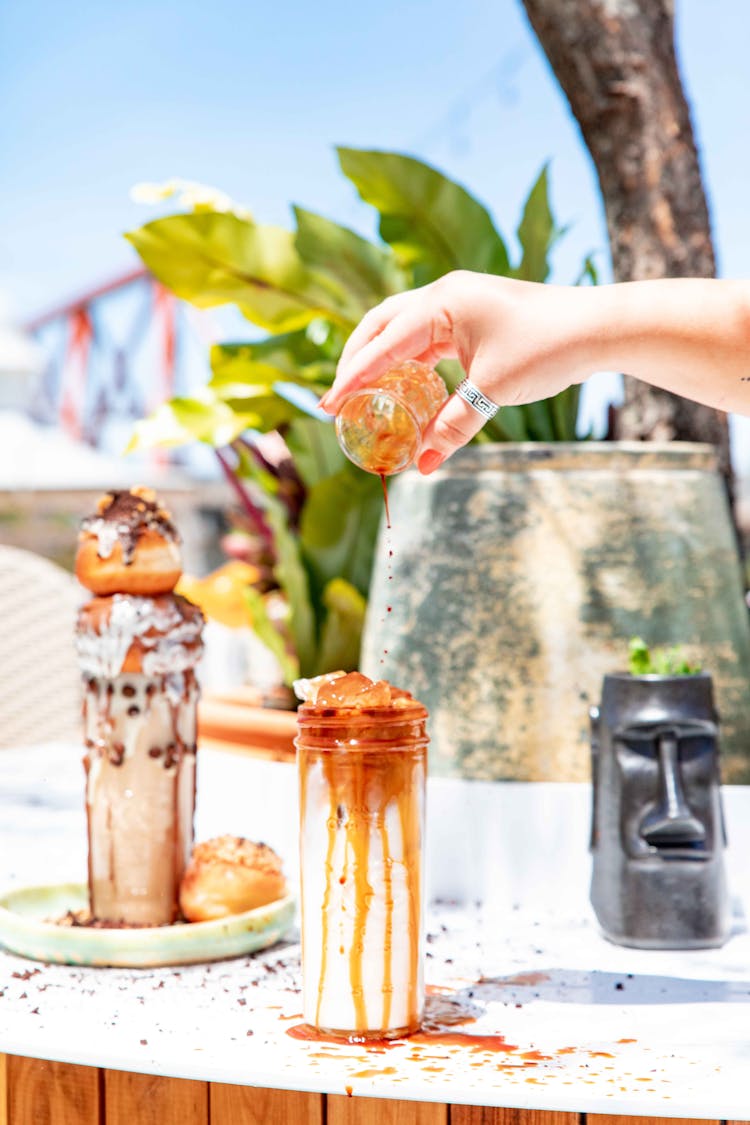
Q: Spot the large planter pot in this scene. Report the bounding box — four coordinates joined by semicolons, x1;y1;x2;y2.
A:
361;442;750;782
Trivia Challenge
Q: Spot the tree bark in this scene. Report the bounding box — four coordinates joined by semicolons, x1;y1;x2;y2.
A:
520;0;732;480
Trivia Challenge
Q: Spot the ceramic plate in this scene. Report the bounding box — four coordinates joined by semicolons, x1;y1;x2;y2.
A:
0;883;296;968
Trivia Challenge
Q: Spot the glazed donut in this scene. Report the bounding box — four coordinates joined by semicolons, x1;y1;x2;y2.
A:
179;836;287;922
75;487;182;596
76;593;204;678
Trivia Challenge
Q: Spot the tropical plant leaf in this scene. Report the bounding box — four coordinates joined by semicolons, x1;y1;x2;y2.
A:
262;498;318;677
521;398;558;442
337;148;510;283
125;393;260;453
513;164;562;283
574;253;600;286
243;585;299;686
315;578;368;674
550;384;582;441
284;416;347;488
300;465;383;601
125;211;348;332
294;207;406;321
483;406;531;442
210;334;335;392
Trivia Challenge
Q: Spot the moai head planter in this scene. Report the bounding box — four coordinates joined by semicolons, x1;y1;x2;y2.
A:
590;672;730;949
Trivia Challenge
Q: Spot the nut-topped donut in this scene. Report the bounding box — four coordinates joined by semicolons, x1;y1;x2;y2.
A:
75;486;182;596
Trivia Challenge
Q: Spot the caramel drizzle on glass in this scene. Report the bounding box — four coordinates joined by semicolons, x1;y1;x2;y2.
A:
298;703;427;1037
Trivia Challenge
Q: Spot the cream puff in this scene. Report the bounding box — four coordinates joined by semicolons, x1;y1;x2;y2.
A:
75;486;182;596
179;835;287;922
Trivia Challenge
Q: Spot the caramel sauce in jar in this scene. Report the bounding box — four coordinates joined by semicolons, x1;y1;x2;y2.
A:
334;361;448;475
296;686;428;1039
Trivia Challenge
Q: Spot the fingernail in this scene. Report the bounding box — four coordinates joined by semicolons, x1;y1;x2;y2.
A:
417;449;446;475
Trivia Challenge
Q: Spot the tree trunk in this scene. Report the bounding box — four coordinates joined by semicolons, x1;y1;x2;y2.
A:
520;0;732;480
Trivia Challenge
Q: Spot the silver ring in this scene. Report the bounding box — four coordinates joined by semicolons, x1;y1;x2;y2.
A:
455;378;499;421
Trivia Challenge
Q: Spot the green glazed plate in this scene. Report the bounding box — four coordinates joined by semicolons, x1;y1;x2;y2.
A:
0;883;296;968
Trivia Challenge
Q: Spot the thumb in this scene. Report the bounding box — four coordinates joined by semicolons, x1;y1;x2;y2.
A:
416;387;490;475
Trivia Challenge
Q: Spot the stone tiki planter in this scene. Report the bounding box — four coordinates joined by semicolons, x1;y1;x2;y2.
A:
589;672;730;948
361;443;750;782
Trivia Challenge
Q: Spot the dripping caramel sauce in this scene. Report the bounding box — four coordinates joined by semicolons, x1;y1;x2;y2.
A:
298;731;425;1039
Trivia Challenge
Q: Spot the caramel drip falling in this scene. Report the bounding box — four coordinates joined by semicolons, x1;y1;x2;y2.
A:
380;816;393;1031
346;756;373;1030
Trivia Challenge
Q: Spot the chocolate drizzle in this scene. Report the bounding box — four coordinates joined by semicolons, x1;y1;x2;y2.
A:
80;488;180;564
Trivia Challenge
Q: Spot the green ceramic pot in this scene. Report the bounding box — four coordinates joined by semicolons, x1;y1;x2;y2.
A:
362;442;750;782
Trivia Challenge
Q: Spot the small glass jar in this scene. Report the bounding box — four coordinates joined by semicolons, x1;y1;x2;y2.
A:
296;700;428;1038
335;361;448;475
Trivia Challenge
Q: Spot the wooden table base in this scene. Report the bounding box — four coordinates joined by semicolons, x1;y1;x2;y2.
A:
0;1055;740;1125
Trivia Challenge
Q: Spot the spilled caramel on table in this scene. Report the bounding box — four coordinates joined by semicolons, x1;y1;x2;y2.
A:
296;671;428;1037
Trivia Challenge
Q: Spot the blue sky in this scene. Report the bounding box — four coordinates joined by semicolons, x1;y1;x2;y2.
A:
1;1;749;455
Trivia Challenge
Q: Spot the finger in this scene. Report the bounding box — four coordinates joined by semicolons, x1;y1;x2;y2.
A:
337;292;410;371
325;306;451;412
416;390;489;474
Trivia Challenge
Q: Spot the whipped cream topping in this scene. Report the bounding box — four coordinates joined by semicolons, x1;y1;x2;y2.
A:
76;595;203;678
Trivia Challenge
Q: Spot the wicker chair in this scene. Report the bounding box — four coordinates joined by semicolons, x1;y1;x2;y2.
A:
0;546;83;747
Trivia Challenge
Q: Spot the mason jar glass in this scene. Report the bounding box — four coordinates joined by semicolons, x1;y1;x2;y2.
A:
296;698;428;1038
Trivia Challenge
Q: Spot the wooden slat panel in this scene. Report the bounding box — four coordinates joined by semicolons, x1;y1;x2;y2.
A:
6;1056;100;1125
0;1056;7;1125
211;1083;324;1125
451;1111;576;1125
104;1069;208;1125
329;1093;448;1125
589;1117;720;1125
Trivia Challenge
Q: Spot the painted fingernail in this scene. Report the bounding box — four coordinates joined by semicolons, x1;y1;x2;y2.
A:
417;449;446;475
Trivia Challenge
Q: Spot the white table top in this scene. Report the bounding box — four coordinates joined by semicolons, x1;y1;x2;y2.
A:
2;741;750;1118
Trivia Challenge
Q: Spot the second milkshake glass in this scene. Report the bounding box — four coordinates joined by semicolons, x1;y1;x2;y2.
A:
296;692;428;1038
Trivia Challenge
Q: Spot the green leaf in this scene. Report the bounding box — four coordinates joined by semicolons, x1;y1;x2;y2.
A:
125;211;347;332
574;253;600;287
627;636;702;676
210;334;335;392
628;637;652;676
263;498;318;678
300;466;383;601
285;417;347;488
513;164;562;283
294;207;406;321
243;585;299;686
550;385;581;441
125;393;259;453
518;398;557;442
315;578;367;674
337;148;510;283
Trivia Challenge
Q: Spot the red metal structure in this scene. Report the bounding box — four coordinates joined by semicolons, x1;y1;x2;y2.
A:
24;267;205;455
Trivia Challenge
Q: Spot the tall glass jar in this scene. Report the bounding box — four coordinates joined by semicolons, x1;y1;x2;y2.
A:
296;698;428;1038
335;360;448;475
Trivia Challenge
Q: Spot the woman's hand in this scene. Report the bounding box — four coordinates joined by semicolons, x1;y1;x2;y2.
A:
320;272;589;473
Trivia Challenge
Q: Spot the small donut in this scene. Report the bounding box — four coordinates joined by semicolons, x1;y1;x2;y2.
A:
76;593;204;678
179;836;287;922
75;487;182;596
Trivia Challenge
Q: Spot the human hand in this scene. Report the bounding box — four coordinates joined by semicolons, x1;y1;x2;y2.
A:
319;271;586;473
